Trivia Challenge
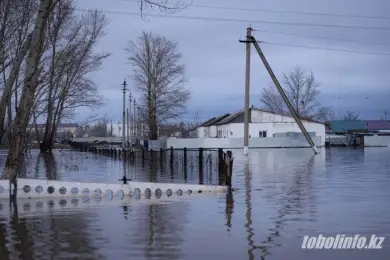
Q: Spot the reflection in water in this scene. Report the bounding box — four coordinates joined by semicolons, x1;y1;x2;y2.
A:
244;153;319;259
244;158;259;260
225;189;234;232
1;199;104;260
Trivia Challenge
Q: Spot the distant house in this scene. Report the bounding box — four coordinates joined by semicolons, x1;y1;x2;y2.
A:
328;120;390;134
195;107;326;145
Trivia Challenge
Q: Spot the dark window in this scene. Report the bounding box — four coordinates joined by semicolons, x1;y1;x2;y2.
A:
259;131;267;138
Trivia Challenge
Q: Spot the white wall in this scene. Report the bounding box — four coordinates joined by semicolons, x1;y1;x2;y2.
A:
364;136;390;147
209;125;217;137
217;122;325;146
166;136;322;149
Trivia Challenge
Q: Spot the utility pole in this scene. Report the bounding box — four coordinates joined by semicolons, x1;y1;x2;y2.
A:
121;79;127;150
127;108;130;143
129;92;132;144
133;100;137;142
137;106;142;140
243;27;252;156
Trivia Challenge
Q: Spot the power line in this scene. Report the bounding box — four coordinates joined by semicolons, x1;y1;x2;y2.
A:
75;8;390;31
123;0;390;20
252;28;390;47
259;41;390;56
187;4;390;21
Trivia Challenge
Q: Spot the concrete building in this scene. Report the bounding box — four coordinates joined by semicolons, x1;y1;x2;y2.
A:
196;107;326;145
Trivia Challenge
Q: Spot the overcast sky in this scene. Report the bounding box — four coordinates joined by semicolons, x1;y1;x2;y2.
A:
74;0;390;123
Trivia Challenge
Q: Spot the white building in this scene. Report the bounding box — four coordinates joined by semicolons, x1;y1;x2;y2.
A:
196;108;326;146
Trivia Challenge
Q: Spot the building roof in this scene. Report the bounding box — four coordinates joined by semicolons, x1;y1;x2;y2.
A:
216;110;243;125
365;120;390;130
328;120;364;133
213;107;324;125
200;113;230;127
327;120;390;133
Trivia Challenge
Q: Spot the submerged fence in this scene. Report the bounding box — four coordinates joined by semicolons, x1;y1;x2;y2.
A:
68;141;234;187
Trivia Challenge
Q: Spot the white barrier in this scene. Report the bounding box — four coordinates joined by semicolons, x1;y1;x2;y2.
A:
0;178;228;200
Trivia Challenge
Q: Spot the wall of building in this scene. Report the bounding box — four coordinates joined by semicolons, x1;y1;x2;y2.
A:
197;127;206;138
215;121;325;146
364;136;390;147
166;136;322;149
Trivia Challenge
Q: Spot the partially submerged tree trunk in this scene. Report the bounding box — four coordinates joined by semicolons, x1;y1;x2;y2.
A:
4;0;55;187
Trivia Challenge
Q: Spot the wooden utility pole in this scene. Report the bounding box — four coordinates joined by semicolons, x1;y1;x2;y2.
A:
243;27;252;155
127;108;130;143
133;100;137;142
137;106;141;139
121;79;127;150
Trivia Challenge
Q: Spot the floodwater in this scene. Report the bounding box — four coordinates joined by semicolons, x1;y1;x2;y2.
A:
0;147;389;260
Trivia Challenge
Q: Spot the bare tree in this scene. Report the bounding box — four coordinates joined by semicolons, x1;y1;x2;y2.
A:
314;106;336;122
3;0;57;183
260;66;323;119
126;31;190;140
39;7;108;152
344;111;359;120
184;109;200;130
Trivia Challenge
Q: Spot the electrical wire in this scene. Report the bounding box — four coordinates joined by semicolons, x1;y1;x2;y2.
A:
74;8;390;55
252;28;390;47
75;8;390;31
258;40;390;56
123;0;390;20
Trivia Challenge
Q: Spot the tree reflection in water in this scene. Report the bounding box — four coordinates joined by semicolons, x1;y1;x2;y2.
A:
0;199;104;260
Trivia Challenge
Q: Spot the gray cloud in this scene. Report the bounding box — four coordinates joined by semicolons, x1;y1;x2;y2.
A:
75;0;390;122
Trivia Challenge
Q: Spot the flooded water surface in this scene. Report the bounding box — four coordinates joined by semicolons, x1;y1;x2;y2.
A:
0;147;389;260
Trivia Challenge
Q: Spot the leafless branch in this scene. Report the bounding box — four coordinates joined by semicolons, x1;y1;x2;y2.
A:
344;111;359;120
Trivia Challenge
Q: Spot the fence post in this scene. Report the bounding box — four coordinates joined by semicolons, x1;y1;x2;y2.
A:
170;146;174;165
225;150;233;187
199;147;203;170
183;147;187;168
218;148;224;185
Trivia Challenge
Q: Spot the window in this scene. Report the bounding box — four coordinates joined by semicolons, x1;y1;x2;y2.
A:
259;131;267;138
